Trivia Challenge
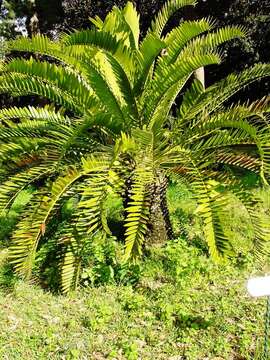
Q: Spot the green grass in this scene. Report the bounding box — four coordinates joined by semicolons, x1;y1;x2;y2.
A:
0;182;269;359
0;239;267;359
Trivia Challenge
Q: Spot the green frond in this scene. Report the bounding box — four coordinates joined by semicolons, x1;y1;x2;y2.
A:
122;2;140;49
134;33;165;95
8;35;59;56
0;165;52;214
150;0;197;37
59;240;81;294
104;53;139;122
62;28;120;52
184;64;270;120
0;73;82;114
2;58;97;112
231;186;270;257
191;128;253;151
0;106;70;125
164;19;215;65
82;55;136;127
0;121;73;145
9;167;83;278
8;35;98;77
147;53;221;130
180;25;246;58
193;178;234;260
123;166;152;262
178;79;205;120
185;108;270;181
76;155;122;237
0;137;60;164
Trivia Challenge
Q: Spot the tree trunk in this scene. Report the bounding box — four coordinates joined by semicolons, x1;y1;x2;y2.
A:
194;67;205;89
146;174;174;247
25;1;40;37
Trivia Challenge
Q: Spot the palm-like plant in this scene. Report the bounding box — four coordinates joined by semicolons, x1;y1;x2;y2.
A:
0;0;270;292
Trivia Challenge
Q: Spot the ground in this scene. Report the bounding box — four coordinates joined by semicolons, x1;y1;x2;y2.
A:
0;181;269;359
0;240;266;359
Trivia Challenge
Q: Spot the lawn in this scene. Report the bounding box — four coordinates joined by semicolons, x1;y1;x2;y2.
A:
0;240;266;360
0;182;268;359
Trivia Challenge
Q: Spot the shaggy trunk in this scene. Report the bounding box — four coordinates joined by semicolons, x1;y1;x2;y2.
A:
146;174;174;247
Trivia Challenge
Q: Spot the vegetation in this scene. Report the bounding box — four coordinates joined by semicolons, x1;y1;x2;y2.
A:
0;1;270;294
0;250;265;360
0;183;268;359
0;1;270;358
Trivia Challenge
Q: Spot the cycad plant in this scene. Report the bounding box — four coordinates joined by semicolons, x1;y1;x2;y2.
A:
0;0;270;292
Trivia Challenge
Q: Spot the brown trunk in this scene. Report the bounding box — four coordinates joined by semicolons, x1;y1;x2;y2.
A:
146;174;174;247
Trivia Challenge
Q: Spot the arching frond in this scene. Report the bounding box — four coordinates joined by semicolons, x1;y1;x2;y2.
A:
0;165;52;213
150;0;197;37
9;167;83;278
0;73;83;114
163;19;215;65
193;177;234;260
134;33;165;95
0;106;70;125
147;53;221;130
2;58;97;112
183;64;270;120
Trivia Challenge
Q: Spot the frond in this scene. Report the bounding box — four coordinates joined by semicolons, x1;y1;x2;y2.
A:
193;177;234;260
183;64;270;120
134;33;165;96
180;25;246;58
0;73;82;114
123;130;154;261
231;185;270;257
215;151;260;173
123;166;152;262
83;55;136;127
122;2;140;49
0;137;61;165
178;79;205;120
8;167;83;278
59;236;81;294
0;165;52;213
62;29;120;52
76;155;122;237
150;0;197;37
2;58;97;113
0;121;73;145
146;53;221;130
185;107;270;181
8;35;98;77
163;19;215;65
0;106;70;125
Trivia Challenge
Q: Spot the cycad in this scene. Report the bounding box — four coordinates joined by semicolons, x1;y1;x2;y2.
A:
0;0;270;292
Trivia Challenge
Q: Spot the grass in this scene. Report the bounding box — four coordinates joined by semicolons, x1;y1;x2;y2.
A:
0;181;269;359
0;240;266;359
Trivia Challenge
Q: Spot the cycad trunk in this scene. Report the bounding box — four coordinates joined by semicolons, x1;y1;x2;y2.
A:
146;174;174;247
